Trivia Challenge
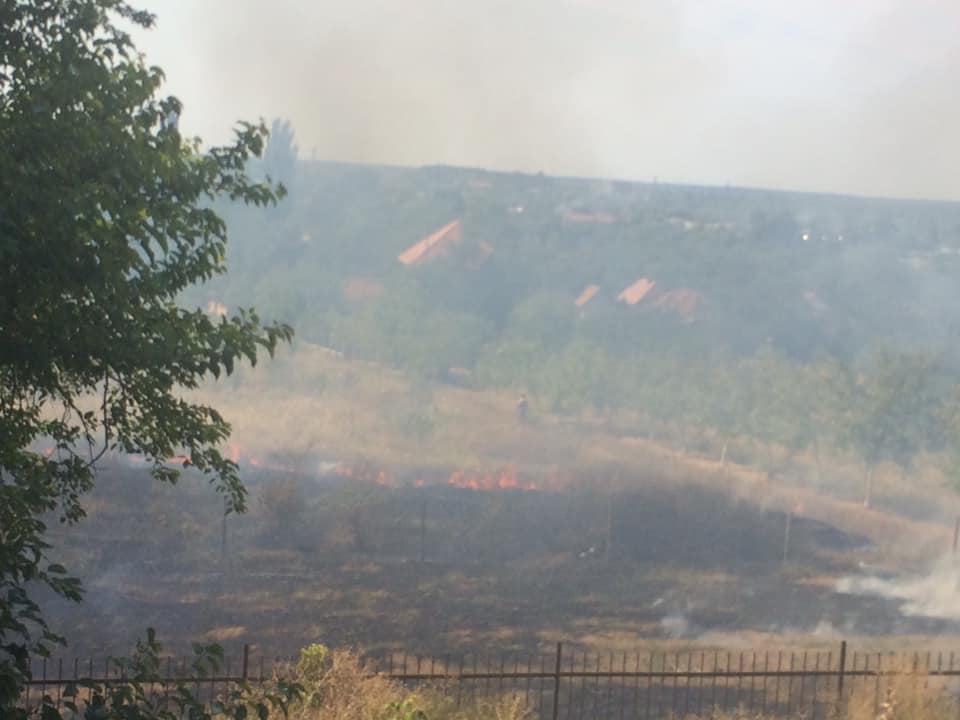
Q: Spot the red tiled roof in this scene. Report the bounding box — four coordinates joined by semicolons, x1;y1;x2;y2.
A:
562;212;616;224
653;288;703;321
398;220;462;265
343;277;385;303
575;284;601;308
617;278;656;305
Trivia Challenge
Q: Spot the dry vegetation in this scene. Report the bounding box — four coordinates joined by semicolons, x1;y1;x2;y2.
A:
262;643;531;720
673;672;958;718
251;645;957;720
198;342;959;558
40;344;960;692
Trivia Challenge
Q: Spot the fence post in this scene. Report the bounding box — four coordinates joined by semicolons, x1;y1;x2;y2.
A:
241;644;250;683
552;642;563;720
837;641;847;708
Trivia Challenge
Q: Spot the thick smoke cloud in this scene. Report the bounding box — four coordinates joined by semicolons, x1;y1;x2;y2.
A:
136;0;960;200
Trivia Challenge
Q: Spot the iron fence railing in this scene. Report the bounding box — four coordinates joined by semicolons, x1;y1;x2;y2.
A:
20;641;960;719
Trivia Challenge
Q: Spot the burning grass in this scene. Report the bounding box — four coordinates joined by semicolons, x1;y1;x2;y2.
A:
40;344;960;661
194;342;960;564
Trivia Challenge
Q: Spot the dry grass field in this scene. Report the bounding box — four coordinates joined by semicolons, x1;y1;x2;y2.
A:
199;343;960;554
42;343;960;669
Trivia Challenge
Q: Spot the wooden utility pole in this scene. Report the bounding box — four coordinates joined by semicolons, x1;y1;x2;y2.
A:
782;511;793;564
605;469;618;564
419;495;427;564
605;491;614;564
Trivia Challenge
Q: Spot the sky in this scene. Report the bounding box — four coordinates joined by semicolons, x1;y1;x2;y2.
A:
134;0;960;200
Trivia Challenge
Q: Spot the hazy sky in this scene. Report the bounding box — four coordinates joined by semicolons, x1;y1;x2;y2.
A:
135;0;959;200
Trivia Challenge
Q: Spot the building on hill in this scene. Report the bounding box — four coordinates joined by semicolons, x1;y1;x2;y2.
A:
616;278;703;321
617;277;657;305
575;284;601;308
562;211;616;224
342;277;386;304
468;240;495;268
652;288;703;322
398;220;462;265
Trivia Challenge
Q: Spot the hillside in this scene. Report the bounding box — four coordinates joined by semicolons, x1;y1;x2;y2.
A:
175;160;960;513
195;161;960;367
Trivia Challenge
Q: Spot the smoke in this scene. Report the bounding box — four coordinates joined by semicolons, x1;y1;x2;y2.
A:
142;0;711;178
660;611;694;639
836;557;960;622
136;0;960;199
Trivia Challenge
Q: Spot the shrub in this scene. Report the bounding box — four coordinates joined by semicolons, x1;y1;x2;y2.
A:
20;629;301;720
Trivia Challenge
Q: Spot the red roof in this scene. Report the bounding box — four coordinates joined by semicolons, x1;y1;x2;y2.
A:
562;212;616;224
342;277;385;303
652;288;703;321
617;278;656;305
575;284;601;308
398;220;462;265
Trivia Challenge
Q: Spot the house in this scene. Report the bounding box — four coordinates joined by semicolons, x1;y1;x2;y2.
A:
615;278;703;321
575;284;601;308
617;277;656;305
342;277;386;303
398;220;462;266
652;288;703;322
562;211;616;225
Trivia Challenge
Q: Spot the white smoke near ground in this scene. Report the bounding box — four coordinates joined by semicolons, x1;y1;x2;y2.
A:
660;611;693;639
836;557;960;622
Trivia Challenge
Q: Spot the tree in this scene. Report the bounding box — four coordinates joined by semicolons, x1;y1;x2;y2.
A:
806;357;856;483
848;352;940;506
263;118;298;192
740;345;813;475
0;1;292;709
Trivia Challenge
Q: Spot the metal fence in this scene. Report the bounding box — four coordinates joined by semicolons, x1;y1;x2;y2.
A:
21;641;960;719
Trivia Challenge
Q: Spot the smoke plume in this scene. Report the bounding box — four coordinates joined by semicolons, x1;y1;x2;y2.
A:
136;0;960;200
837;557;960;622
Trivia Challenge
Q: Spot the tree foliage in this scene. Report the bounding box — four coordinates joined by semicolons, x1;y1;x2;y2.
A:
848;352;939;471
0;0;292;708
263;117;298;193
20;629;301;720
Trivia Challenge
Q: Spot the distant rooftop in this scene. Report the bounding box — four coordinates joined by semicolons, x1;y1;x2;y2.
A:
398;220;462;265
562;211;616;225
617;277;656;305
575;284;601;308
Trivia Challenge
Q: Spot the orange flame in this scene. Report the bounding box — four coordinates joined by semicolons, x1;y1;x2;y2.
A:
445;466;537;491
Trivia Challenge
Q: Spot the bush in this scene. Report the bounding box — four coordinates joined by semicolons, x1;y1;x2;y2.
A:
281;644;530;720
18;629;301;720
